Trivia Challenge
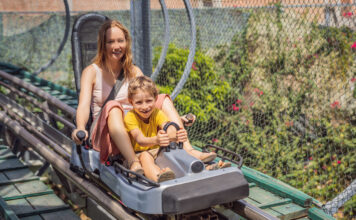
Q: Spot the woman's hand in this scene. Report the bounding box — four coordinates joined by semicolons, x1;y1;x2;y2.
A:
71;129;88;145
181;113;196;127
157;130;169;147
177;128;188;143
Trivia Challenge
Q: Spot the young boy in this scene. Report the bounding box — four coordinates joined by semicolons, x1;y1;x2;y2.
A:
124;76;187;182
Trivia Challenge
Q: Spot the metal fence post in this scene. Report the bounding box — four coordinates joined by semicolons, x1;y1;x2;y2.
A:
0;13;3;40
324;0;330;26
130;0;152;76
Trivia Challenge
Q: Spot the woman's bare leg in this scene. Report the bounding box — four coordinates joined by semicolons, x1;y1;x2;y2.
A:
161;98;216;162
161;97;191;145
139;152;161;182
107;107;139;168
161;97;184;128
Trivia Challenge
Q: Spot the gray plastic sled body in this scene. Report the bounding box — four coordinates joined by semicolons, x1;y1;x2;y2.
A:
70;144;249;214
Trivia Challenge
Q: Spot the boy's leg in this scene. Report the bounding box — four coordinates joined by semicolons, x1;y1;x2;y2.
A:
140;151;175;182
139;151;162;182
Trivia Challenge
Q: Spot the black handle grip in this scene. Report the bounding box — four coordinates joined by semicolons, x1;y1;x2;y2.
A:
75;130;86;155
162;122;183;151
163;122;180;131
76;130;86;141
185;113;194;124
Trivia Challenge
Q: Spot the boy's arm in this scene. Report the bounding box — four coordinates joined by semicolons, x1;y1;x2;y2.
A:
156;110;188;144
129;128;169;147
160;122;178;142
129;128;158;147
160;122;187;143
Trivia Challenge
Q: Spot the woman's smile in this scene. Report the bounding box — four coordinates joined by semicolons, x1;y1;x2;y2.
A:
105;27;127;62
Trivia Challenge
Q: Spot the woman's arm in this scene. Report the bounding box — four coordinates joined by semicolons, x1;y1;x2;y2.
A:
71;65;96;144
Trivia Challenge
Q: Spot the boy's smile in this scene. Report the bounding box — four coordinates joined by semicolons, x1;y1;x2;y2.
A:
130;90;156;122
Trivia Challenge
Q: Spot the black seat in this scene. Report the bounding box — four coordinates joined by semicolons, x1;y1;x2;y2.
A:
71;13;109;94
71;13;109;135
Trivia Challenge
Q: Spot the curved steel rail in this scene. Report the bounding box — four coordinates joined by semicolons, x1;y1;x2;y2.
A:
33;0;71;76
150;0;171;82
170;0;197;100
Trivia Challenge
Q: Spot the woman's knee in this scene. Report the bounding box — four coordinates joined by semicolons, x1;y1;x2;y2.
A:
162;96;174;110
108;107;124;120
107;107;125;132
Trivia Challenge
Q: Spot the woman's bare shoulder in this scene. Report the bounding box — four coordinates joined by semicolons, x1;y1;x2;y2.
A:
82;64;97;76
83;64;96;73
81;64;97;83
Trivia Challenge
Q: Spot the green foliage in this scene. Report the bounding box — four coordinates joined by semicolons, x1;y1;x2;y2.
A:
299;120;356;200
313;25;355;79
154;7;355;218
344;195;356;218
153;44;230;122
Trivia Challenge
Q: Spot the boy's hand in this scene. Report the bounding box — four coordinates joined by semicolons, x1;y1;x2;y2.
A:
177;128;188;143
157;130;169;147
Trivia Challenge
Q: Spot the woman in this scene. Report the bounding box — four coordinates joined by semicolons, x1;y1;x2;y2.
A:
71;20;216;173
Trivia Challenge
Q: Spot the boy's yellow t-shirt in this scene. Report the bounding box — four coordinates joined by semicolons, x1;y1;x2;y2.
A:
124;108;169;152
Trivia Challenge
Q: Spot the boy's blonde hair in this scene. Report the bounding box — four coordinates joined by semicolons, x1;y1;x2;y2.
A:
128;76;159;100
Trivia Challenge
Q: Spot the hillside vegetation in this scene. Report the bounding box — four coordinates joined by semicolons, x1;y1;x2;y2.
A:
154;7;355;218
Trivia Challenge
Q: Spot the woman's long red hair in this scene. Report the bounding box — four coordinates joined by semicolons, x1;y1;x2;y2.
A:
93;20;135;79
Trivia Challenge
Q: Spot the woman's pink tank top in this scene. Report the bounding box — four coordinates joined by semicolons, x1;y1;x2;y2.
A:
91;64;132;119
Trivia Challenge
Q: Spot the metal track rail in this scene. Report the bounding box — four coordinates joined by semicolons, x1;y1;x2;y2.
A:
231;200;279;220
0;93;71;160
0;111;139;220
0;69;140;219
0;70;75;118
0;80;75;131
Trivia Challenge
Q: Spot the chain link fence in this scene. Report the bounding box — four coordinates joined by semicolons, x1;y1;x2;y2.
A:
157;1;355;219
0;0;355;218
